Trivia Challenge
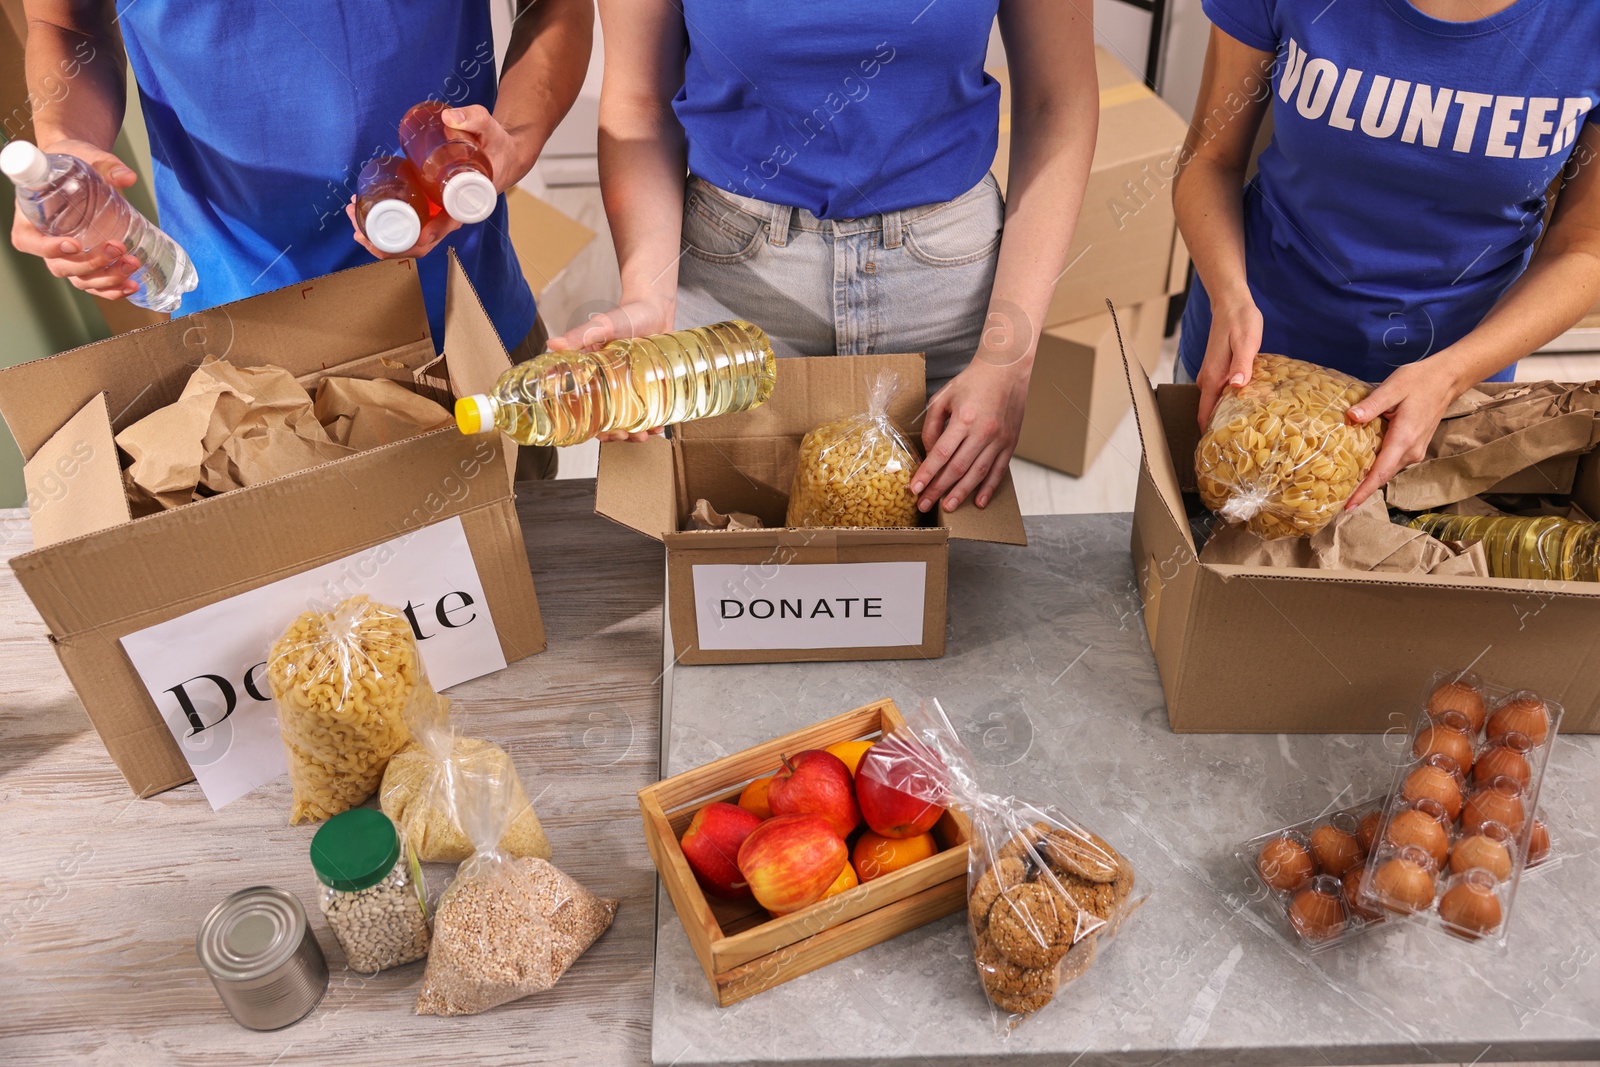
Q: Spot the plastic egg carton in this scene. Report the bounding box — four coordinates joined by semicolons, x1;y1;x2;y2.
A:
1235;795;1390;954
1356;669;1560;953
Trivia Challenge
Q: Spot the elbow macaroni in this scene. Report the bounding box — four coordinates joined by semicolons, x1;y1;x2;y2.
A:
787;371;921;529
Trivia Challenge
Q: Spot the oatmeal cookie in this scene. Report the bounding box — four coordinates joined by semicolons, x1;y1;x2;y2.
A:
968;856;1027;931
987;881;1077;968
1043;828;1120;883
975;933;1058;1015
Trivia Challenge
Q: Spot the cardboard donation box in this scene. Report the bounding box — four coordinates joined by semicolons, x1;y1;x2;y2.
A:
1120;327;1600;735
990;48;1190;328
0;257;548;799
595;354;1027;664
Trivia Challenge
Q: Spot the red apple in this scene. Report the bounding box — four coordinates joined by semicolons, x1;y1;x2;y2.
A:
856;738;946;839
736;813;848;913
768;749;860;838
680;801;764;901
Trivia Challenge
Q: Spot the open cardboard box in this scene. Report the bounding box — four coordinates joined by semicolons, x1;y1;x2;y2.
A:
1120;311;1600;734
595;354;1026;663
0;256;548;796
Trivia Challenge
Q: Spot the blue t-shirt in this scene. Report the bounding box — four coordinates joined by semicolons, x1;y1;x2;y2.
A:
115;1;536;352
675;1;1000;219
1180;0;1600;385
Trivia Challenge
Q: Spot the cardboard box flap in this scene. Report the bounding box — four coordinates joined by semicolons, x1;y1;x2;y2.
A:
945;472;1027;545
1118;304;1191;546
442;249;515;399
23;392;130;549
0;259;430;460
677;354;927;442
505;187;596;298
595;435;677;540
1201;561;1600;598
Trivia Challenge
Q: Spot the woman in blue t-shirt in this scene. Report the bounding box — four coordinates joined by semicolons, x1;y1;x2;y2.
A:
1174;0;1600;508
554;0;1098;515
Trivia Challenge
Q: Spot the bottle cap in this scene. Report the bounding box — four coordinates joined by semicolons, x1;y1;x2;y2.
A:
362;198;422;254
456;394;493;435
442;170;496;224
1;141;51;188
309;808;401;893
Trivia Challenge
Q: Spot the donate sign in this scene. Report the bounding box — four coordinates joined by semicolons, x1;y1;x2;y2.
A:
690;561;927;651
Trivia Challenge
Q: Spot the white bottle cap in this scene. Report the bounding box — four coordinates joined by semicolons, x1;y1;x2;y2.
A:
363;198;422;254
1;141;51;188
441;171;496;224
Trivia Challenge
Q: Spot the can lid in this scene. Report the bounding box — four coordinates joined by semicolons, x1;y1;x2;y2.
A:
0;141;50;188
309;808;400;893
455;394;492;435
442;170;496;223
363;198;421;254
196;886;310;981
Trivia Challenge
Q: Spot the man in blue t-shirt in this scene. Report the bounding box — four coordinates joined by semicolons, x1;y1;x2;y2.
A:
11;0;590;379
1174;0;1600;507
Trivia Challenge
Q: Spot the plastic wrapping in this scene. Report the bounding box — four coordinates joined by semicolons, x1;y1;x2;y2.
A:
859;701;1143;1033
1195;354;1383;539
416;747;617;1016
787;371;920;528
379;694;551;864
267;595;429;824
1408;512;1600;581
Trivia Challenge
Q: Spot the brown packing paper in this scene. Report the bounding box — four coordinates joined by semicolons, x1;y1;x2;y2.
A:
1386;381;1600;510
315;376;452;451
1200;496;1489;577
687;498;764;531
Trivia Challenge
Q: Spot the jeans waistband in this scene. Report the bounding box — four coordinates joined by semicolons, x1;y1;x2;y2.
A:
688;175;997;245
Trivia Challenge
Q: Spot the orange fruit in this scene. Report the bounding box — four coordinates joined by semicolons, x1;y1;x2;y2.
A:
852;830;937;883
738;775;775;820
825;740;874;778
821;861;859;900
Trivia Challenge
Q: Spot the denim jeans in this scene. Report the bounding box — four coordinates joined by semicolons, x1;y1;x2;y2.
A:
675;175;1004;395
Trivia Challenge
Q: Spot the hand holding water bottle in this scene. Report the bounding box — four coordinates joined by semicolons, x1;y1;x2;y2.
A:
8;138;143;301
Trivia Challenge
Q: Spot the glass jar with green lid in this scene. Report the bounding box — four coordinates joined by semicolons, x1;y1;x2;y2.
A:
310;808;430;972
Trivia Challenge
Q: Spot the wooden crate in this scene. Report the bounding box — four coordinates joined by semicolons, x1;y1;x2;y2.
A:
639;697;971;1005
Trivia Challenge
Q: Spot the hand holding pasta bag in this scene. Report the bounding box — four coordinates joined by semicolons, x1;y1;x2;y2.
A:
787;370;921;528
1195;355;1385;539
267;595;430;824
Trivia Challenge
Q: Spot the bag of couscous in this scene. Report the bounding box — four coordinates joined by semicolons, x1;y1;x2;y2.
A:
787;371;922;528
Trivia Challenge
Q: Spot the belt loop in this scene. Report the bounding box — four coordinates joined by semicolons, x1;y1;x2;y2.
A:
768;203;793;246
882;210;903;250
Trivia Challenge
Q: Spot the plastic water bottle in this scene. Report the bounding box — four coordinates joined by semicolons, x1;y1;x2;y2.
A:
355;155;432;254
398;101;497;224
2;139;197;313
455;321;777;447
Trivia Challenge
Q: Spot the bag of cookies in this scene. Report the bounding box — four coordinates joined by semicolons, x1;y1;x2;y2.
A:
1195;354;1385;539
860;700;1145;1033
787;370;921;528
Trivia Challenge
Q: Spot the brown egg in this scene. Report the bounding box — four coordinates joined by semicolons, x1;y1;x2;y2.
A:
1472;744;1532;789
1310;825;1365;877
1461;783;1526;836
1257;836;1316;891
1528;820;1551;866
1487;696;1550;746
1373;853;1436;913
1341;865;1384;923
1384;808;1449;869
1449;834;1513;881
1356;810;1382;853
1402;764;1464;821
1288;884;1346;943
1428;679;1487;734
1439;872;1503;939
1412;724;1475;775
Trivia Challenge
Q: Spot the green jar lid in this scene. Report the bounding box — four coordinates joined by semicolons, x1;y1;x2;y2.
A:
310;808;401;893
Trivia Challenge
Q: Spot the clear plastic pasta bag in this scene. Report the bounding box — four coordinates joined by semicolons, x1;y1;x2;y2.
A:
1195;354;1384;540
416;749;617;1016
858;700;1145;1034
380;694;552;864
267;595;428;824
787;370;920;528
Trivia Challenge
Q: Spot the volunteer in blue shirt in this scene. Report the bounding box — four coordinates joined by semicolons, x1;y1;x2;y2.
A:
1174;0;1600;508
554;0;1098;515
11;0;590;363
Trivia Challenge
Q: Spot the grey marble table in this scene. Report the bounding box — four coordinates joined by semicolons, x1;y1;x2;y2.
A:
654;513;1600;1067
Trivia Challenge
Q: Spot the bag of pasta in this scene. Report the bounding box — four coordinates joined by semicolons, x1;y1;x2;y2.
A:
267;595;428;824
416;748;617;1016
787;370;920;528
1195;354;1384;539
380;694;551;864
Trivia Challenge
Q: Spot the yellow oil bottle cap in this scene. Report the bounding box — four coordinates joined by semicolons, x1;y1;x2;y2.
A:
455;394;491;435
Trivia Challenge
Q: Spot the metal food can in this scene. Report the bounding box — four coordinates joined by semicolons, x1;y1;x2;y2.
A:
197;886;328;1030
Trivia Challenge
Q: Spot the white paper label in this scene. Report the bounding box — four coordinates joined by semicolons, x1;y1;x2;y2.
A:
119;516;506;810
691;562;927;650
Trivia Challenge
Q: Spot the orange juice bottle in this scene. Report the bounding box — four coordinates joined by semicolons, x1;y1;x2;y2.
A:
354;155;432;253
398;101;496;224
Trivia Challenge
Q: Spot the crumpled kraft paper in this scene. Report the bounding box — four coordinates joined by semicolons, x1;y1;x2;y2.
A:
1201;495;1489;577
1386;381;1600;510
687;498;764;531
315;376;451;451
